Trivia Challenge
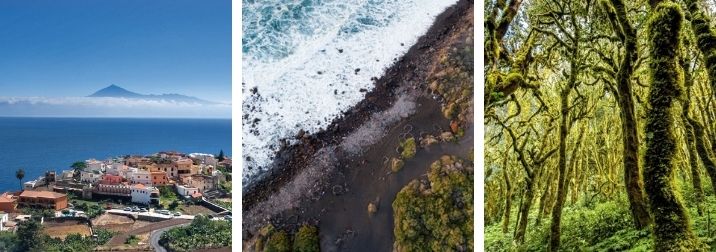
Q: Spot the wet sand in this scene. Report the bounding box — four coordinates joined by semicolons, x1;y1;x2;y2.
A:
242;0;474;250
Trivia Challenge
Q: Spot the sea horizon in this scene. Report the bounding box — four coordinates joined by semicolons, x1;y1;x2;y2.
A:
0;117;231;192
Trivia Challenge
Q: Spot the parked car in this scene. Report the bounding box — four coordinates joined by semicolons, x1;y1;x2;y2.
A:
123;207;131;211
173;212;181;216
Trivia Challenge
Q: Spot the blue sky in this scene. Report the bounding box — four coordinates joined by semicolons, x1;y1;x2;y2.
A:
0;0;231;103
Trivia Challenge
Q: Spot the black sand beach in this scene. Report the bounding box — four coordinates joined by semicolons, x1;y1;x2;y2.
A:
243;0;474;250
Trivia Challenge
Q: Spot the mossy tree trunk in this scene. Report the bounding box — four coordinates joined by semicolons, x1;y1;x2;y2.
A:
643;2;702;250
684;0;716;101
548;16;582;250
601;0;652;229
681;51;705;216
549;81;573;252
502;156;512;233
535;170;552;226
497;117;557;244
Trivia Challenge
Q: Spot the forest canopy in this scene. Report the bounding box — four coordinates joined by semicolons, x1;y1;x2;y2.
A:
485;0;716;251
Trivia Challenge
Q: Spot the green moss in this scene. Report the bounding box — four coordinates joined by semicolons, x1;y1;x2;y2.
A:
400;138;417;159
643;2;704;250
393;155;473;252
264;230;290;252
293;225;320;252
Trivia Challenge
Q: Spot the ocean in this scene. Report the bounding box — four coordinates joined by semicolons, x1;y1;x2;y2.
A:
241;0;458;185
0;117;231;192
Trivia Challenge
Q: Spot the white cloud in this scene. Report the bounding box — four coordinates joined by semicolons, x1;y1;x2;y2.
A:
0;96;231;118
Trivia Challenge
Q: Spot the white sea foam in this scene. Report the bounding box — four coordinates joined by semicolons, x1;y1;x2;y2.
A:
242;0;458;185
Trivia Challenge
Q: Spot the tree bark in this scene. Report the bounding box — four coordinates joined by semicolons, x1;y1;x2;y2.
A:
502;159;512;233
515;182;534;244
644;2;702;250
549;62;576;251
681;51;704;216
603;0;652;229
684;0;716;101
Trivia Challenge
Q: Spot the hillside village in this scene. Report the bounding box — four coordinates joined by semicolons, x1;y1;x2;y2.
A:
0;151;232;251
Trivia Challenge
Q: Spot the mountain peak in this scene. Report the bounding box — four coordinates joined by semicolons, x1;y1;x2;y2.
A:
87;84;215;104
89;84;142;98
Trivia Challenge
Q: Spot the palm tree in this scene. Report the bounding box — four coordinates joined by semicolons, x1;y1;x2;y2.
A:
16;168;25;190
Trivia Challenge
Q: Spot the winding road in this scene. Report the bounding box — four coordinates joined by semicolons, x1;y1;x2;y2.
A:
149;223;190;252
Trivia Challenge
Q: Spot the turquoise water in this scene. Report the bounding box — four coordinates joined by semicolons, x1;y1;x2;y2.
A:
241;0;457;184
0;117;231;192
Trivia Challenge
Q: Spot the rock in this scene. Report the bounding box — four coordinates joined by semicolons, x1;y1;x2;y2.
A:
338;48;344;53
367;202;377;216
420;135;439;147
429;81;439;91
450;121;460;133
391;158;405;173
440;131;455;142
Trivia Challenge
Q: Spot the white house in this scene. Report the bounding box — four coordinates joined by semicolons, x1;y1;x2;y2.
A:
176;184;199;197
131;184;159;205
59;170;74;182
85;159;105;172
189;153;218;166
0;212;8;231
130;170;152;186
23;176;46;190
106;162;127;176
80;170;102;184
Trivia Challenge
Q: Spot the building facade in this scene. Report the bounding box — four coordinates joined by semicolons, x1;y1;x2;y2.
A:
17;191;68;210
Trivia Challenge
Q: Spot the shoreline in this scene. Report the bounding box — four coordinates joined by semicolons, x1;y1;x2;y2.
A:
242;0;474;250
242;0;474;211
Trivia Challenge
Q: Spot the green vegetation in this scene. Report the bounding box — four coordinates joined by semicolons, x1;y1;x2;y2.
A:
158;185;181;210
74;201;104;219
219;180;232;193
0;220;114;252
125;234;140;245
20;207;55;219
265;230;290;252
43;229;114;252
15;168;24;190
71;161;86;178
486;191;716;251
253;224;321;252
217;149;226;162
159;215;231;251
485;0;716;249
293;225;320;252
213;199;232;211
393;155;473;252
400;137;416;159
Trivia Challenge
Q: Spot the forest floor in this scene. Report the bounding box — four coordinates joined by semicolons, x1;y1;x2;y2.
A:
242;0;474;251
485;184;716;251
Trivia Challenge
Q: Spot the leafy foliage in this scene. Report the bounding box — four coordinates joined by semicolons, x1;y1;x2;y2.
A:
293;225;319;252
74;201;104;219
264;230;290;252
160;215;231;251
